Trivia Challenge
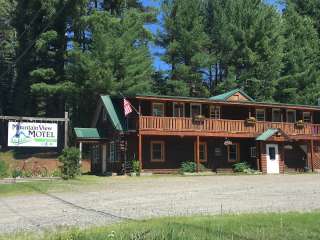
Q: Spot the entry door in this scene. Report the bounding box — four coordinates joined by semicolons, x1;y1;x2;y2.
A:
266;144;280;174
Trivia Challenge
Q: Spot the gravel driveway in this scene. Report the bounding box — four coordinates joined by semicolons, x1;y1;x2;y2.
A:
1;174;320;234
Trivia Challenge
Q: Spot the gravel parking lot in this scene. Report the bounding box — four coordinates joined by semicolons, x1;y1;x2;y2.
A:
0;174;320;234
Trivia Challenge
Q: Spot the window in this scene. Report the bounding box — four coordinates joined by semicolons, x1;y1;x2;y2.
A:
214;147;222;157
250;147;256;158
92;145;100;164
109;141;116;162
194;142;207;162
102;108;108;121
152;103;164;116
272;109;282;122
228;143;239;162
286;110;296;123
303;112;311;123
190;104;202;118
151;141;165;162
210;106;221;119
173;102;185;117
255;109;265;121
268;147;276;160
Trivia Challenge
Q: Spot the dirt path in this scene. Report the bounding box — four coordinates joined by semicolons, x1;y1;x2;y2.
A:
1;174;320;234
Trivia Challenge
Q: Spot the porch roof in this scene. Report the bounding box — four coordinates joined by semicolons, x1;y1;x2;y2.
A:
256;128;279;141
74;128;101;139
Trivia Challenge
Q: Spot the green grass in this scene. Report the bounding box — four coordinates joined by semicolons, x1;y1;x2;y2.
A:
2;212;320;240
0;175;105;197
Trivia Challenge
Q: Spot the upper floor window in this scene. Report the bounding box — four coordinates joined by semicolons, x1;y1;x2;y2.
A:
173;102;185;117
190;103;202;118
303;112;311;123
102;108;108;121
255;109;265;121
210;106;220;119
272;108;282;122
150;141;165;162
286;110;296;123
152;103;164;117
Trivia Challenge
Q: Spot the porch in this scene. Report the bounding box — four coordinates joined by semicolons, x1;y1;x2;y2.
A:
139;116;320;139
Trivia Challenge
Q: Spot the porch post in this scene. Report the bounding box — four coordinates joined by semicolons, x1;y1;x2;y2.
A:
79;141;83;165
138;133;143;171
256;141;261;171
102;144;107;173
310;140;314;172
196;136;200;172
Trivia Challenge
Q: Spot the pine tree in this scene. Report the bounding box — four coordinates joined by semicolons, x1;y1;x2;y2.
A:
158;0;209;97
0;0;16;115
202;0;284;101
275;3;320;105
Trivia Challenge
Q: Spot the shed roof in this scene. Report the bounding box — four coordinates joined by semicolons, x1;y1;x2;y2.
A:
209;88;254;101
256;128;279;141
74;128;101;139
100;95;124;131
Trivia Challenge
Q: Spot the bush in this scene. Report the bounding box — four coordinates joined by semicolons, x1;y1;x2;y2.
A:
58;148;80;180
51;168;62;177
11;168;23;178
0;160;9;178
132;160;140;174
233;162;256;174
180;161;207;173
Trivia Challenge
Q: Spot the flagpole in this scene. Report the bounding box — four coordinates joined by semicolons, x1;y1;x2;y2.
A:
119;92;140;116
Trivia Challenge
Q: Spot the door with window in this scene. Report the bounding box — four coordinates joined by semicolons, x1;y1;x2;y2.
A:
266;144;279;174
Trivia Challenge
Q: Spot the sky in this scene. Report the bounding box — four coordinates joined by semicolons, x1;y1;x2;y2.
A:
141;0;284;71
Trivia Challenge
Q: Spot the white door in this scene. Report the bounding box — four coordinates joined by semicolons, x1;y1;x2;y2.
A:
266;144;280;174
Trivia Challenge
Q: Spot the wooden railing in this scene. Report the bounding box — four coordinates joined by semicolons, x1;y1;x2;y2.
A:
139;116;320;136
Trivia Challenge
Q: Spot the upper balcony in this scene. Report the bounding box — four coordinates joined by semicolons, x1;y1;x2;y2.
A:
139;116;320;139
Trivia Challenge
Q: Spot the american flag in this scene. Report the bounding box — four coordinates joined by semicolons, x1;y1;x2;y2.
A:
123;98;133;116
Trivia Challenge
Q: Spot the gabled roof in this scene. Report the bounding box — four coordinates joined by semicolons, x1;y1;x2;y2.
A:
256;128;290;141
210;88;254;101
100;95;124;131
74;128;101;139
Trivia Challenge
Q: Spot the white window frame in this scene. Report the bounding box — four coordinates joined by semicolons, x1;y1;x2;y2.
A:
150;141;165;162
190;103;202;118
250;146;256;158
303;112;312;123
272;108;282;122
109;141;116;163
173;102;185;117
286;109;296;123
255;109;265;122
210;106;221;119
152;102;165;117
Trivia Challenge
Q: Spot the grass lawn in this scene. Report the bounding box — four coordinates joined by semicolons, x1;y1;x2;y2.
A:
0;175;106;197
2;212;320;240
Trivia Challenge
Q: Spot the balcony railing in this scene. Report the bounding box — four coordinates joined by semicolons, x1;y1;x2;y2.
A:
139;116;320;136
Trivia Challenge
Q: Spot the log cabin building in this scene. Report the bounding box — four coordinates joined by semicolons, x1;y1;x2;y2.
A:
74;89;320;174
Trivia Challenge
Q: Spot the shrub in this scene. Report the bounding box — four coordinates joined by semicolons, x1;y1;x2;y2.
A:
180;161;207;173
233;162;255;173
0;160;9;178
58;147;80;180
132;160;140;174
12;168;23;178
51;168;62;177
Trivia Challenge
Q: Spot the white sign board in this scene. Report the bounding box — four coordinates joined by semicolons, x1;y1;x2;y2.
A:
8;122;58;147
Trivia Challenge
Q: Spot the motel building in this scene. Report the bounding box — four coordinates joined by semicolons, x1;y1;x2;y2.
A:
74;89;320;174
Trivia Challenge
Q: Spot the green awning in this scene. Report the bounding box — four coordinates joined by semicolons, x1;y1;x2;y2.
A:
256;128;279;141
74;128;101;139
101;95;124;131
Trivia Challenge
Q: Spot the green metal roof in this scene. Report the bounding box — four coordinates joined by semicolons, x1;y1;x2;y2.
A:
256;128;279;141
74;128;101;139
100;95;123;131
210;88;254;101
